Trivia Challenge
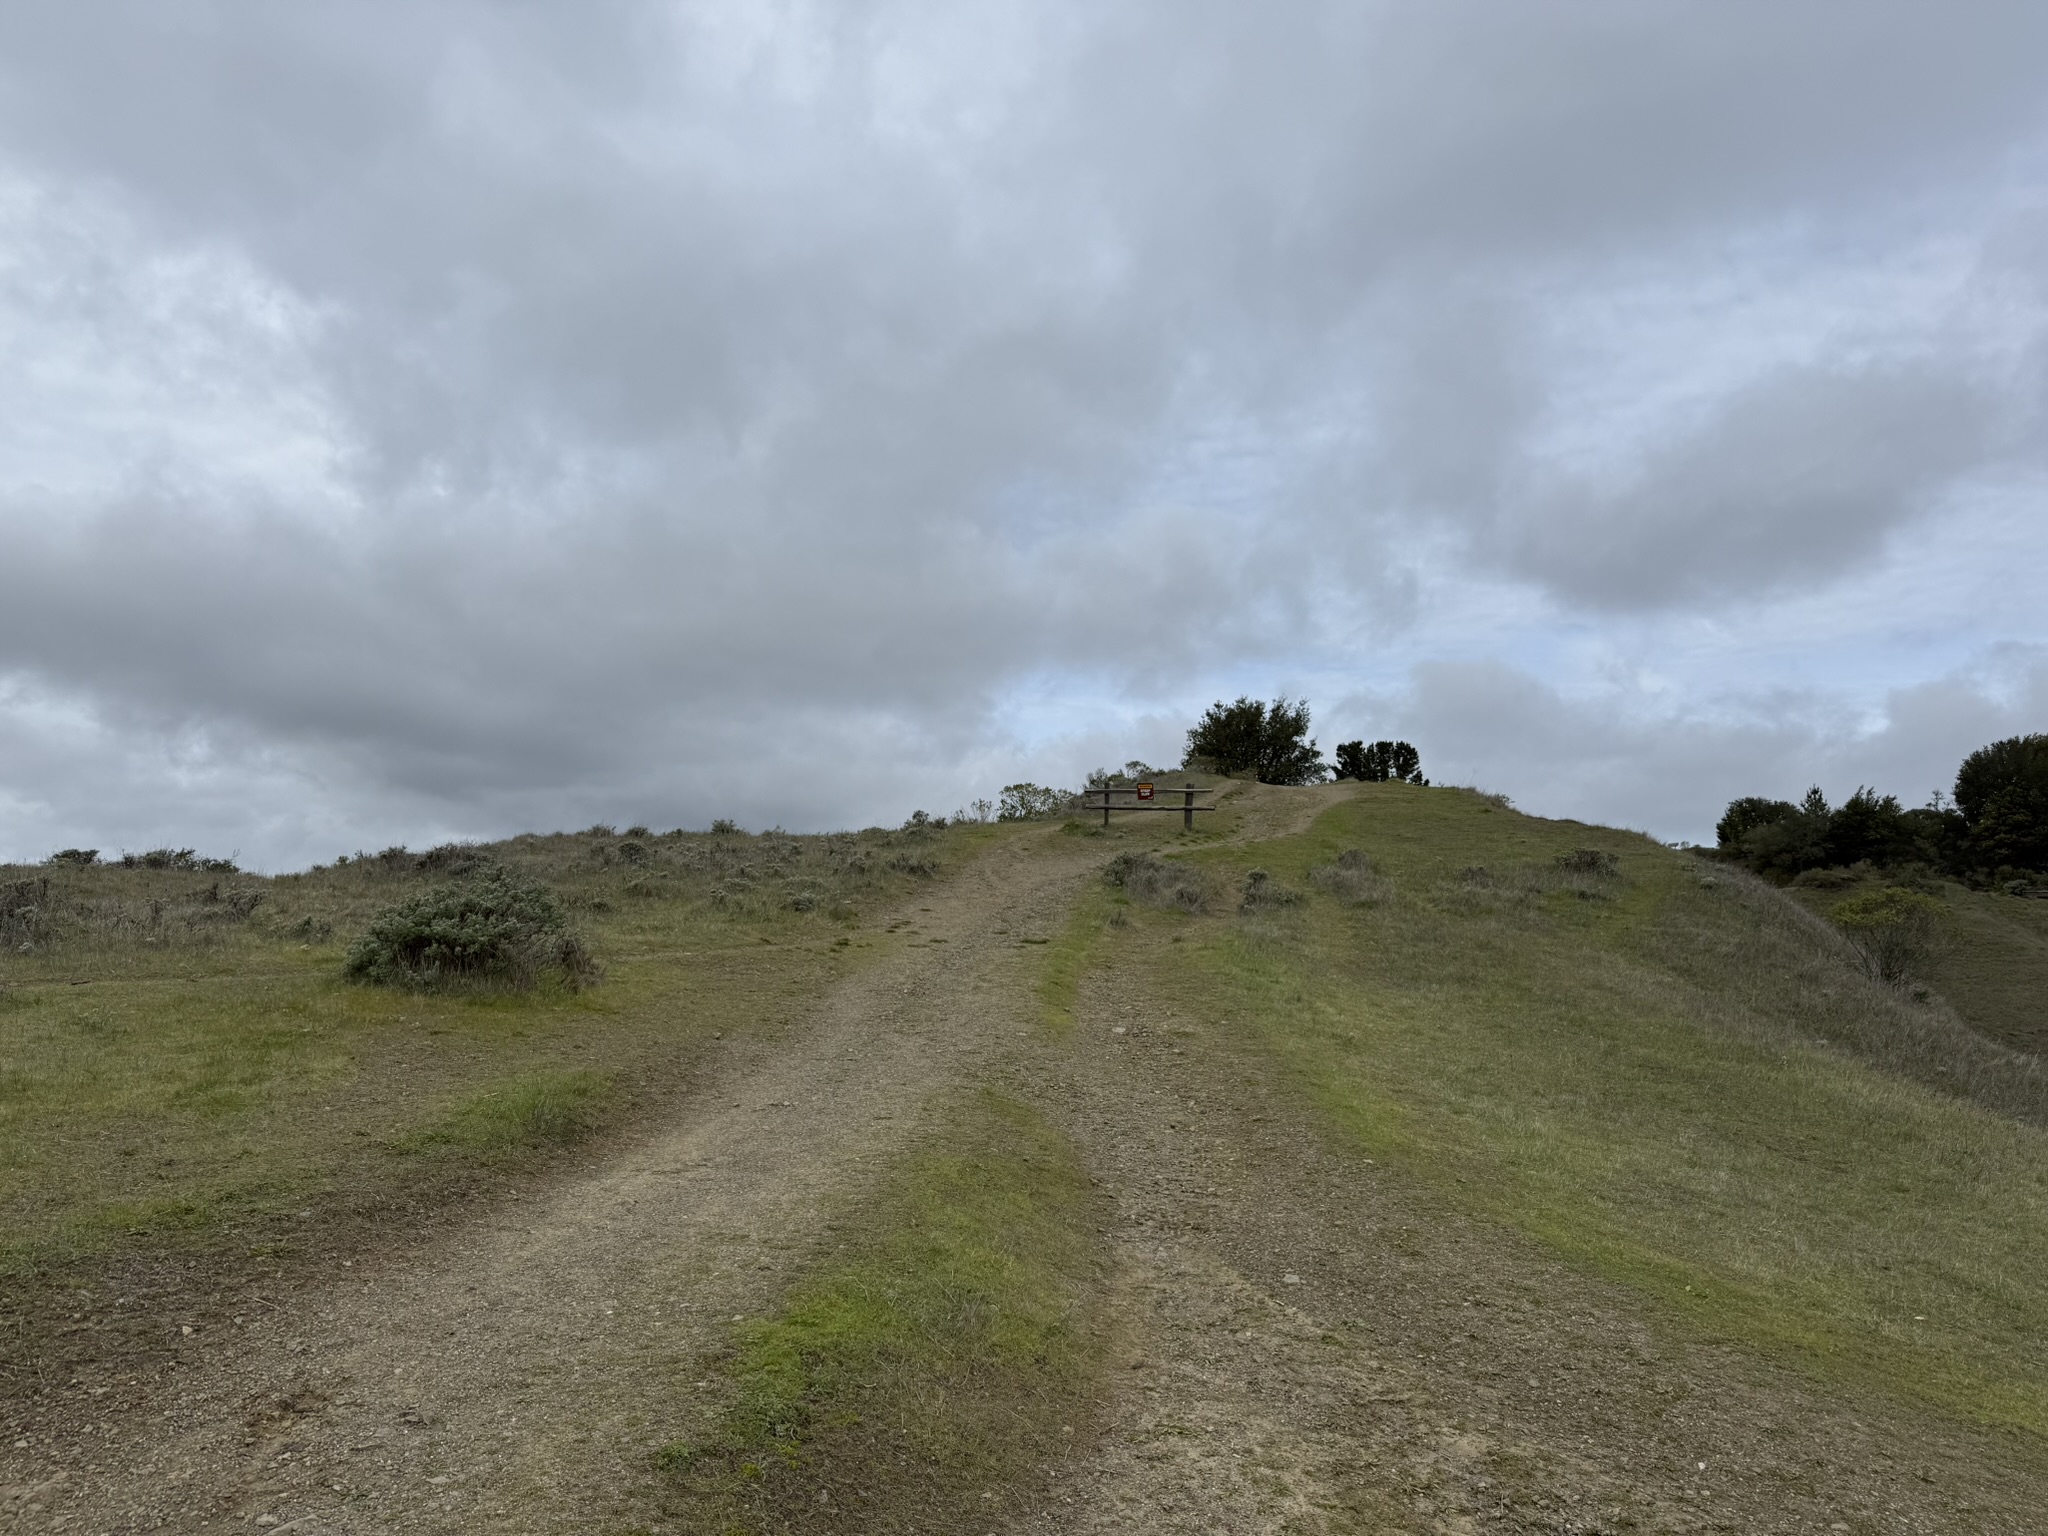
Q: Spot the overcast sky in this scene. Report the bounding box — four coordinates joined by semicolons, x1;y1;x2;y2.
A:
3;2;2045;868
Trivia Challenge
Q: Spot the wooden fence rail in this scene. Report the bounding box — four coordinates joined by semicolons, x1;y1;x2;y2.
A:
1077;783;1217;831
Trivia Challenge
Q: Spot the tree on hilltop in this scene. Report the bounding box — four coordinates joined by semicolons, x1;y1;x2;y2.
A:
1333;738;1425;784
1184;696;1326;785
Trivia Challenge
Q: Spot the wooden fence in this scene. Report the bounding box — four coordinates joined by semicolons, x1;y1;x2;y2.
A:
1077;783;1217;831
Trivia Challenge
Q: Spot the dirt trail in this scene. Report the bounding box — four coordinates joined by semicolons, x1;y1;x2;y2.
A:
2;831;1104;1535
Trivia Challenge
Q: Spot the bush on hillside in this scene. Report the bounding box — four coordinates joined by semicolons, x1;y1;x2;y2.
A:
344;866;599;992
1308;848;1395;905
416;841;488;876
1238;868;1304;913
1185;696;1326;785
1103;851;1208;912
1831;886;1945;985
998;783;1073;821
2;877;49;949
115;848;239;873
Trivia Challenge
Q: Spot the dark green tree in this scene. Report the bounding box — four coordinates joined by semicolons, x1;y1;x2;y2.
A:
1730;786;1834;879
1330;739;1426;784
1954;734;2048;872
1716;796;1794;850
1184;696;1327;785
1825;786;1914;867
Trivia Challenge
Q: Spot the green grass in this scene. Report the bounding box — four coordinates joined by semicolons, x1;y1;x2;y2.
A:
1037;885;1120;1031
1783;869;2048;1056
388;1068;611;1157
658;1091;1107;1533
1118;782;2048;1435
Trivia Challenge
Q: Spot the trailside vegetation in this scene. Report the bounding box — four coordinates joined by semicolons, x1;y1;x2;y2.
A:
343;864;599;992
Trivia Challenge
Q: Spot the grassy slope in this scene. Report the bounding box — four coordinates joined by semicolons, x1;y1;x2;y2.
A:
656;1090;1109;1535
1781;872;2048;1056
1114;783;2048;1435
0;823;987;1365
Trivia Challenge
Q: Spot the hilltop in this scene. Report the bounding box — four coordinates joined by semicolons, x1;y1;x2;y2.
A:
3;782;2047;1533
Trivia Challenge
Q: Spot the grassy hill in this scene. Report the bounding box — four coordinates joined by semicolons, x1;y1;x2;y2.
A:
5;783;2048;1530
1089;783;2048;1432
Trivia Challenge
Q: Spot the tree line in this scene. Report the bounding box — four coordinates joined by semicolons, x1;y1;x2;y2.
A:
1717;734;2048;886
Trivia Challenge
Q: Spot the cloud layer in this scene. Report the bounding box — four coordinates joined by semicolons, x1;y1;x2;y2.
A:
1;3;2044;864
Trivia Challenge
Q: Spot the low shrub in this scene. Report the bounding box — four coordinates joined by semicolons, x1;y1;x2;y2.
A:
1308;848;1395;905
2;876;50;948
998;783;1074;821
1239;868;1305;913
1103;851;1208;913
1832;886;1946;985
343;866;599;992
415;841;487;876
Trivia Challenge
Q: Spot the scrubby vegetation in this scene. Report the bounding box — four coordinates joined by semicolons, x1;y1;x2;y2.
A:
1237;867;1305;913
343;866;598;992
1102;849;1209;912
1307;847;1396;905
996;783;1074;820
1831;885;1947;985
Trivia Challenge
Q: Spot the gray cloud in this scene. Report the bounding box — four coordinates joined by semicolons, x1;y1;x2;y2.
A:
1505;361;1999;608
1;4;2045;863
